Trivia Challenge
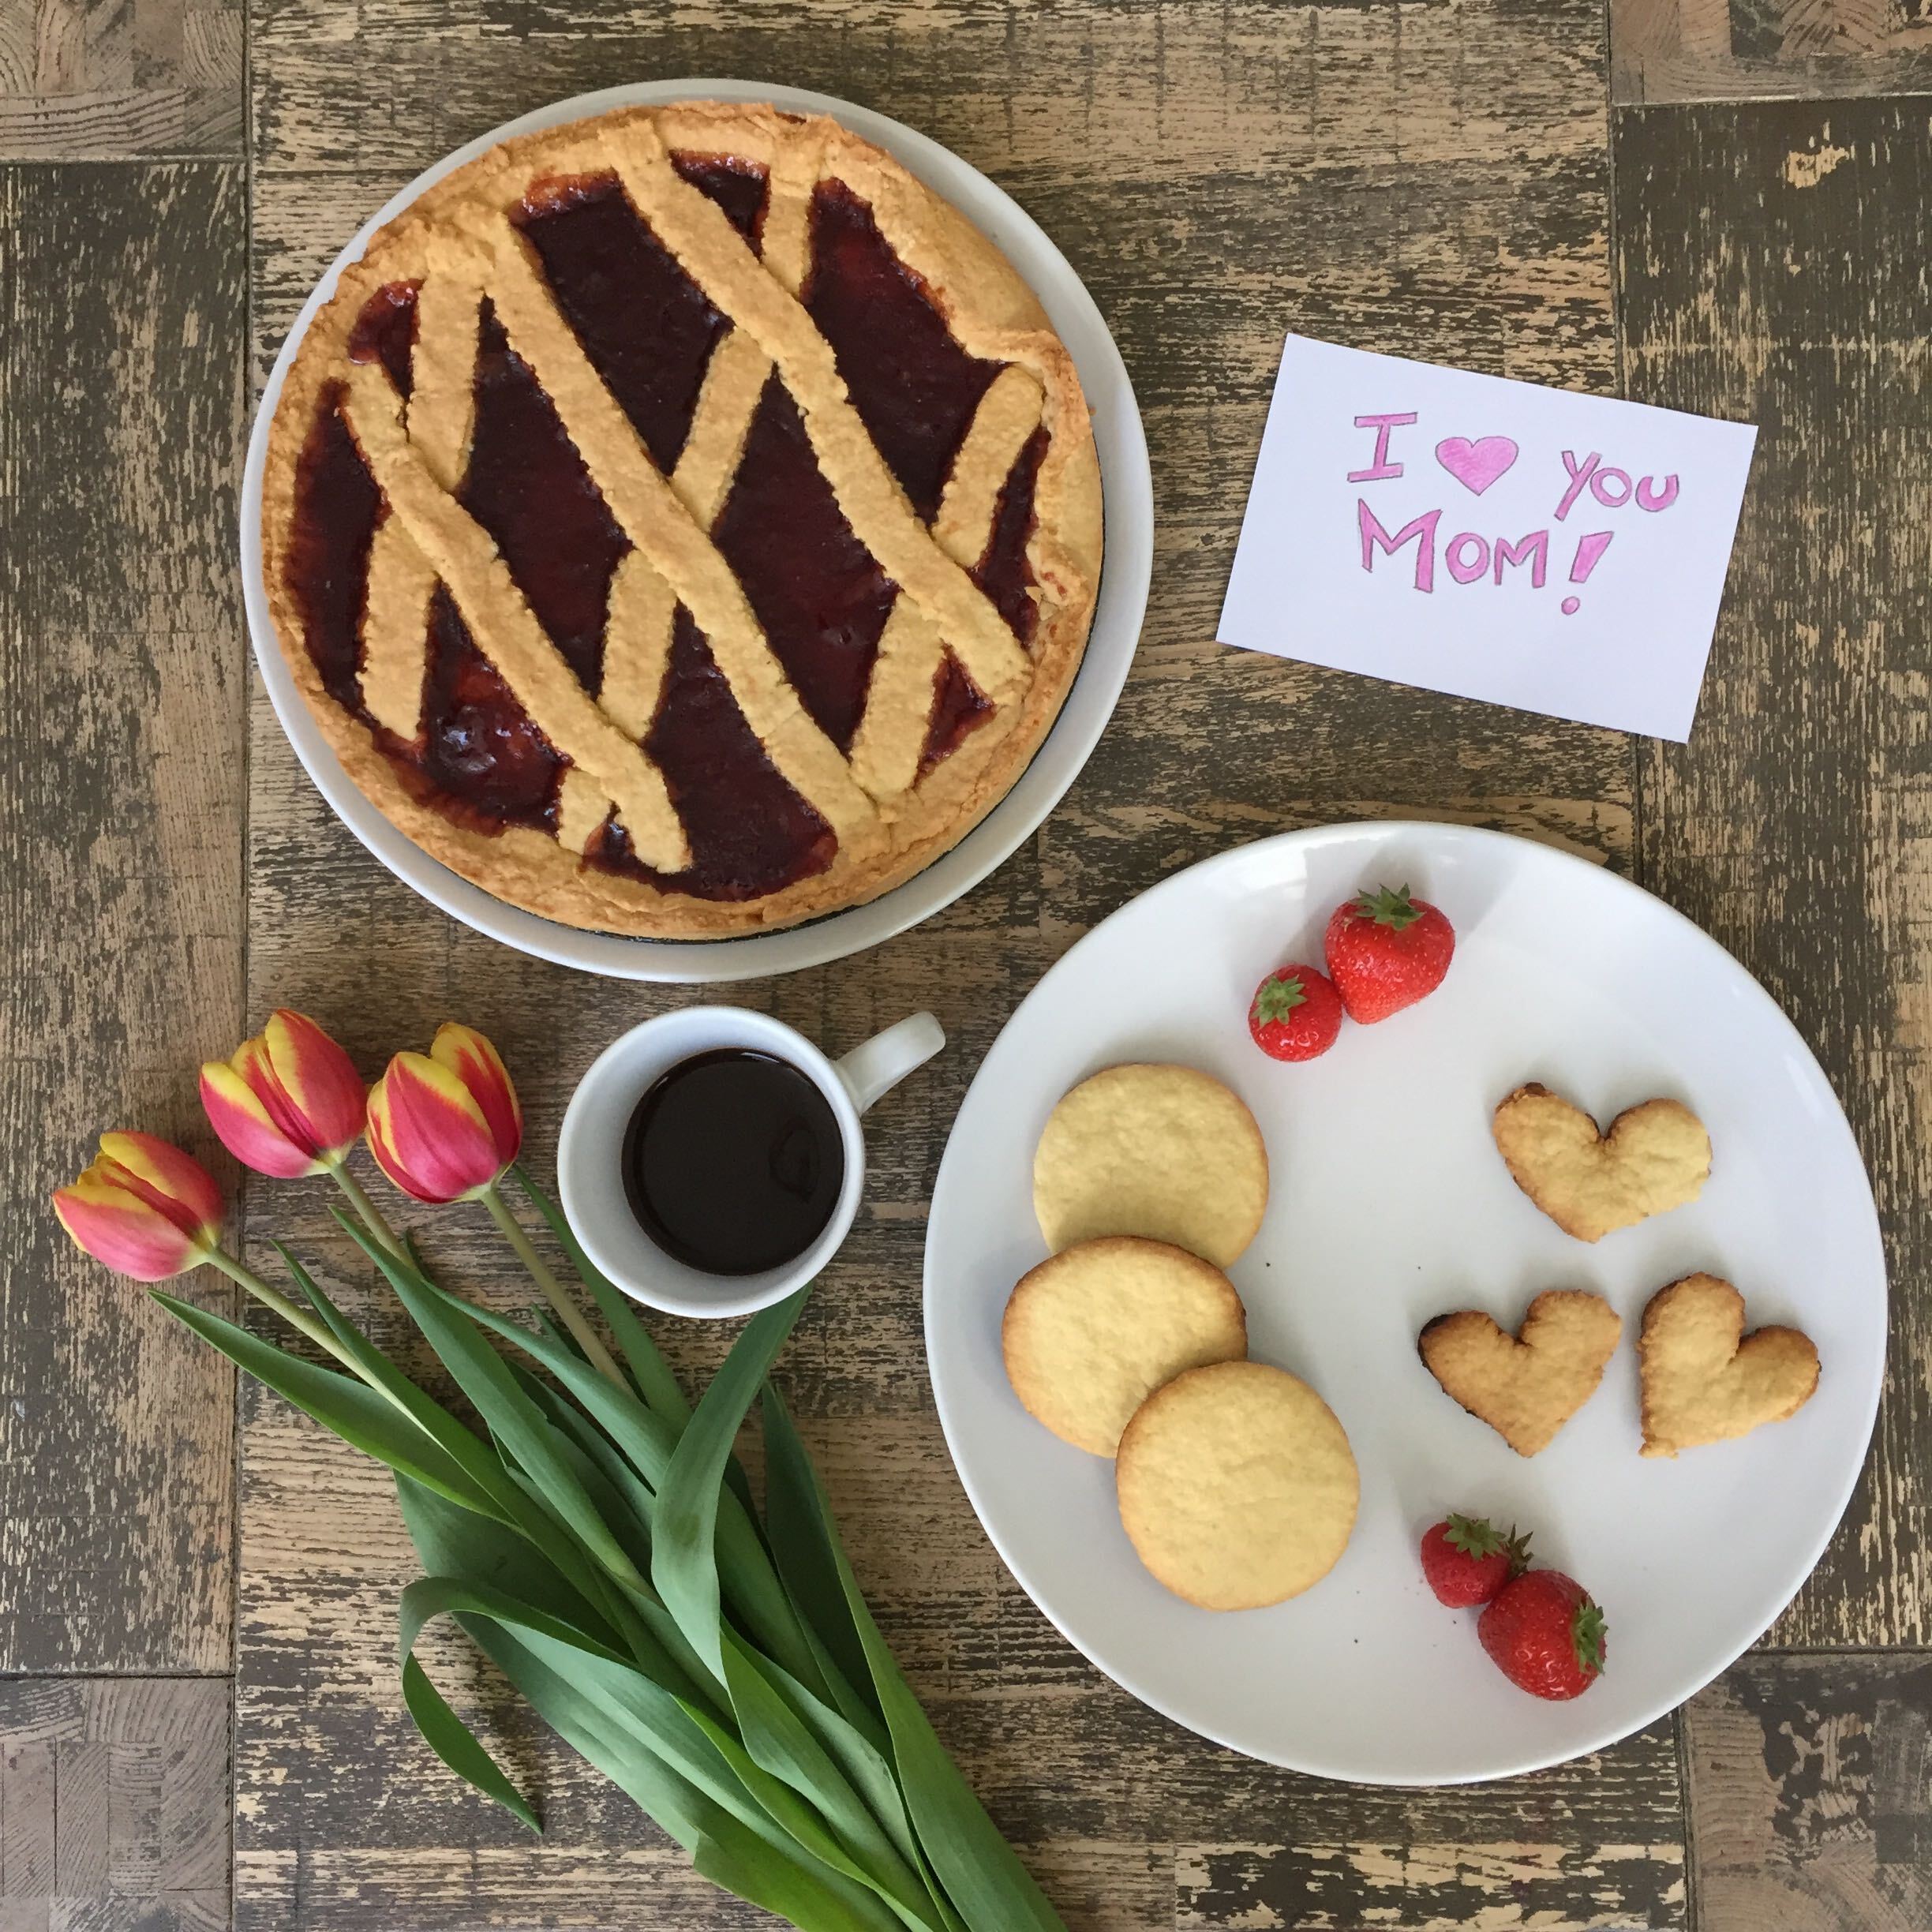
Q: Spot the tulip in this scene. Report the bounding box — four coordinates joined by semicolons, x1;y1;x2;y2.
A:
200;1009;366;1178
55;1133;397;1383
368;1024;620;1387
366;1023;521;1205
53;1132;224;1282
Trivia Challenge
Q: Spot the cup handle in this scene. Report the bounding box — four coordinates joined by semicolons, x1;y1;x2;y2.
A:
834;1013;945;1115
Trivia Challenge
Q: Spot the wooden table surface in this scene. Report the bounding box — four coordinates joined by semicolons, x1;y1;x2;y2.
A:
3;2;1929;1928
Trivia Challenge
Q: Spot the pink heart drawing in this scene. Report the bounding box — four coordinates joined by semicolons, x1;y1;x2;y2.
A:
1435;436;1518;496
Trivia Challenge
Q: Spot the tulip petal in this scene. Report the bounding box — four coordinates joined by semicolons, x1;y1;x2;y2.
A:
263;1009;366;1158
95;1132;225;1242
430;1024;522;1166
200;1059;320;1178
54;1174;200;1281
53;1136;222;1284
367;1051;504;1204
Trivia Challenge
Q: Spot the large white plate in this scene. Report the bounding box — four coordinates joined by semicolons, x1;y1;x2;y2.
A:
240;80;1151;983
924;821;1885;1784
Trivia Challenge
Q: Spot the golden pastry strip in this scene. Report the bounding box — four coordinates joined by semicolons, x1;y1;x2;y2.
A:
484;236;879;847
604;120;1033;707
848;365;1044;799
339;361;691;871
354;268;484;740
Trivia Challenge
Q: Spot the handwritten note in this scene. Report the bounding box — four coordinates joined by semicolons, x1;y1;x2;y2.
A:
1217;335;1758;740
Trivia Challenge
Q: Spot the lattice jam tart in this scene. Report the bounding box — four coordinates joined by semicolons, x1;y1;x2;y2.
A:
262;102;1103;938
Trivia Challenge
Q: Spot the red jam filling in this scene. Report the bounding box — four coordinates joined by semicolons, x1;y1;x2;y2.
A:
347;281;421;399
515;165;764;475
712;375;897;753
918;653;994;776
414;587;565;832
585;609;835;900
805;180;1002;523
457;300;629;696
972;426;1047;646
671;152;769;244
284;382;384;713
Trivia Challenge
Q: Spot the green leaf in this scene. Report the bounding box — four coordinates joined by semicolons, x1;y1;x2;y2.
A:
761;1388;965;1932
717;1631;939;1930
763;1388;1066;1932
653;1290;811;1687
400;1652;541;1833
151;1292;501;1522
334;1215;649;1595
763;1394;887;1735
439;1278;824;1701
400;1572;906;1930
696;1828;909;1932
397;1478;886;1931
738;1638;923;1881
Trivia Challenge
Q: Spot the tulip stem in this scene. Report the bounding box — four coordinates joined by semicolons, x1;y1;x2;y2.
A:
204;1248;371;1381
328;1163;406;1259
481;1185;627;1391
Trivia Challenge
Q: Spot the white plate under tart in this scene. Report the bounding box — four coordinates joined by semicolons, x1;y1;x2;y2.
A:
241;79;1151;982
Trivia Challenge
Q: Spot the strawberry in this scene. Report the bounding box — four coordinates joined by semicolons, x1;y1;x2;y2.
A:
1248;964;1344;1062
1420;1515;1530;1608
1478;1571;1607;1700
1323;884;1455;1023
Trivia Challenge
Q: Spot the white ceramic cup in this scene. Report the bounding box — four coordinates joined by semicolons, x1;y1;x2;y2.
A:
557;1005;945;1320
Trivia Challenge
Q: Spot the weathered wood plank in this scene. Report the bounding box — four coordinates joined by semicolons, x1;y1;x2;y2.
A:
0;160;245;1674
1616;96;1932;1650
1685;1652;1932;1931
0;1680;228;1932
0;0;243;157
1611;0;1932;105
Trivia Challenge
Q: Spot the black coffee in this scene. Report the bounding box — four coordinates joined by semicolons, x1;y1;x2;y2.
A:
622;1048;844;1276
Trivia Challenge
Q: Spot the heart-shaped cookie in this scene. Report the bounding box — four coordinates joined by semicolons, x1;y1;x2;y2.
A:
1638;1274;1819;1458
1419;1290;1623;1456
1492;1084;1711;1242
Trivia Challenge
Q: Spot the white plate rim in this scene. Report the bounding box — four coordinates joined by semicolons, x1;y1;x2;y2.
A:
922;819;1888;1785
238;77;1152;983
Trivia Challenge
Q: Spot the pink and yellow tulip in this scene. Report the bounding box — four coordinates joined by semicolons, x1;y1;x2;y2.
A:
52;1133;225;1282
200;1009;366;1178
366;1023;522;1204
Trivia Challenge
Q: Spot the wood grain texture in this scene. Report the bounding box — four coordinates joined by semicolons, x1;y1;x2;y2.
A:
230;4;1676;1927
0;0;243;156
0;1677;228;1931
1684;1653;1932;1931
0;160;244;1674
1616;96;1932;1651
1611;0;1932;103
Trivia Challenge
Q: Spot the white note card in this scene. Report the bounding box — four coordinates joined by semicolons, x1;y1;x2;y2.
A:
1216;335;1758;741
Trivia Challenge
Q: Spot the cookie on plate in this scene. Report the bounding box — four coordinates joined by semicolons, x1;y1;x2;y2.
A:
1032;1064;1268;1267
1419;1289;1623;1456
1003;1237;1248;1455
1115;1360;1357;1611
1638;1272;1819;1458
1492;1084;1711;1242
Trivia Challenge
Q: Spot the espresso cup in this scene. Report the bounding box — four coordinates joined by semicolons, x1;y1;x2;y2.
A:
557;1005;945;1320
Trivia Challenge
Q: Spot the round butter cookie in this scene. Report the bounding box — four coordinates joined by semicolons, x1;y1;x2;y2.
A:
1115;1360;1358;1611
1002;1237;1249;1455
1032;1064;1267;1267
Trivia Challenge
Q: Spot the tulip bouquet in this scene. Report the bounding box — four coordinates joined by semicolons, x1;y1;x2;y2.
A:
55;1012;1068;1932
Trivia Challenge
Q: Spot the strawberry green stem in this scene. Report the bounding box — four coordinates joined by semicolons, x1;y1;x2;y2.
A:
479;1183;627;1391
